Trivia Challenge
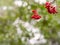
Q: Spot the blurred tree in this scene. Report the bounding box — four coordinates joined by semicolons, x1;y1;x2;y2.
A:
0;0;60;45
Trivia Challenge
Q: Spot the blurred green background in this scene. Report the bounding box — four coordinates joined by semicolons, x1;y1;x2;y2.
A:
0;0;60;45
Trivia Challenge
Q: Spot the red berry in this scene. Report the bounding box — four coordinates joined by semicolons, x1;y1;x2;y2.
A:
47;6;57;14
32;10;37;14
31;14;41;20
51;7;57;14
45;2;51;9
45;2;57;14
31;10;41;20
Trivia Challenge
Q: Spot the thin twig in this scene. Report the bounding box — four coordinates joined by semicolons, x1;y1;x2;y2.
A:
50;0;56;4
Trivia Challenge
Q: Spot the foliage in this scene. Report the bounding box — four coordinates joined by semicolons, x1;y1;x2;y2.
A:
0;0;60;45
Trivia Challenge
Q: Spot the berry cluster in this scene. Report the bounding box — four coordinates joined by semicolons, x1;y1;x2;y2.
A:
31;10;41;20
45;2;57;14
31;2;57;20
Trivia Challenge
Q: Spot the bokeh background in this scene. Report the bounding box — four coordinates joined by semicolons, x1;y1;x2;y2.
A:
0;0;60;45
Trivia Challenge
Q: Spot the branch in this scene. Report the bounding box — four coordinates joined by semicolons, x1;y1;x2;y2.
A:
50;0;56;4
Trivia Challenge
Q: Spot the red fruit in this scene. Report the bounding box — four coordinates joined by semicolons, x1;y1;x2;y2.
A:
47;6;57;14
51;7;57;14
32;10;36;13
31;14;41;20
31;10;41;20
47;7;52;14
45;2;51;9
32;10;37;14
45;2;57;14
